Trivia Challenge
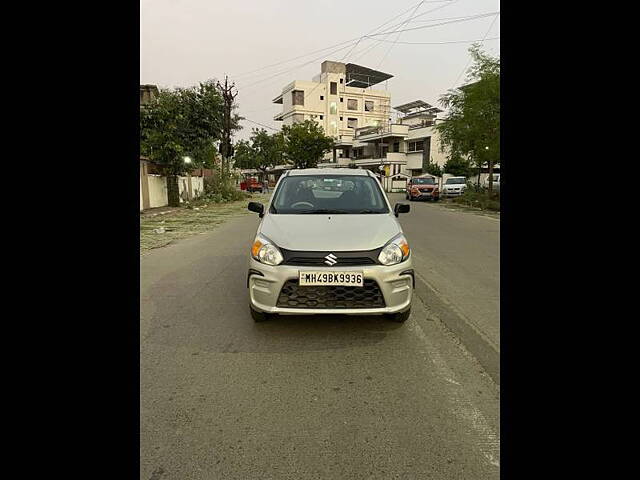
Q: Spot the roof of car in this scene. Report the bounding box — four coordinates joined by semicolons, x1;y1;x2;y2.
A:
287;168;369;176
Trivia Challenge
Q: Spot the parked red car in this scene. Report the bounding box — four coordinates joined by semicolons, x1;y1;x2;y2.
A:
246;178;263;193
406;176;440;201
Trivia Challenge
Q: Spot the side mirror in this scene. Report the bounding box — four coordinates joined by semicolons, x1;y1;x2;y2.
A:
394;203;410;217
248;202;264;217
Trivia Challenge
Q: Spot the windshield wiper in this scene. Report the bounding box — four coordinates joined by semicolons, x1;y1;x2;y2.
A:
296;209;350;214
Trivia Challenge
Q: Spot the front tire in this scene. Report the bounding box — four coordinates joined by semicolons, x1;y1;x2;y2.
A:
385;309;411;323
250;306;271;322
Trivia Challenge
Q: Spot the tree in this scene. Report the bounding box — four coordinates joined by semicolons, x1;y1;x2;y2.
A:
435;44;500;192
140;80;241;206
233;129;285;181
425;161;443;177
443;155;473;177
281;120;334;169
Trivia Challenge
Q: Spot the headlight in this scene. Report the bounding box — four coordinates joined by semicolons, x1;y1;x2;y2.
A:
378;234;410;266
251;235;283;266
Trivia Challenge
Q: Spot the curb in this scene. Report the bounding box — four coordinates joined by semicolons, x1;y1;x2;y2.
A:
413;271;500;385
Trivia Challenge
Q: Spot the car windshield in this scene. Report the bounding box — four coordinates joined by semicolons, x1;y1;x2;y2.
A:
270;174;389;214
446;177;465;184
412;178;436;185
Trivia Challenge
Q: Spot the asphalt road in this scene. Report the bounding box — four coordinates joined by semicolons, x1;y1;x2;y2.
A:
140;203;500;480
391;194;500;352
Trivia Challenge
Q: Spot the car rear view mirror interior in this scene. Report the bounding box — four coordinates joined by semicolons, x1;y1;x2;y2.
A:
248;202;264;217
394;203;410;217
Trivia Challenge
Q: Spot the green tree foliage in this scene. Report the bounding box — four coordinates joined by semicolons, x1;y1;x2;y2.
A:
443;155;473;177
281;120;334;169
425;162;443;177
435;44;499;190
140;80;239;206
233;128;285;180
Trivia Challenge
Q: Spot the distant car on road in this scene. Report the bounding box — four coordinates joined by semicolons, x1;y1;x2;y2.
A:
406;176;440;202
246;178;263;193
483;173;500;192
442;177;467;197
246;168;413;323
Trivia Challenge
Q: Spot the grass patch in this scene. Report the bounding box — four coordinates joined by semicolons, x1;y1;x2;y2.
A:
451;189;500;212
140;192;269;254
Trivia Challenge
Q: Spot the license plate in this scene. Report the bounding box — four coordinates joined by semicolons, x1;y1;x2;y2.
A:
299;271;363;287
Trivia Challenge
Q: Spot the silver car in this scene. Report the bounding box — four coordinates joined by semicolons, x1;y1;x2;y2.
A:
247;168;413;323
442;176;467;197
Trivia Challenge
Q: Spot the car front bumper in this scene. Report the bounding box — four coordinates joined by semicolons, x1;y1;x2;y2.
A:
411;191;439;199
248;257;413;315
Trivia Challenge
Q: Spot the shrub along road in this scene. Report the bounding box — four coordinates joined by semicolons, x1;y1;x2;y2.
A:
140;198;500;479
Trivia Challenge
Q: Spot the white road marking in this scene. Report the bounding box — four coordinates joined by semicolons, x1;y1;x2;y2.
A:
408;319;500;469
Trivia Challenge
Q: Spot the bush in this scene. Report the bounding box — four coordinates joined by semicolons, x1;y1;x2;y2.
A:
452;189;500;211
200;167;249;204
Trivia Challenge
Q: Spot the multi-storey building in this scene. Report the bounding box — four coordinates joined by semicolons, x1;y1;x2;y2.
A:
272;61;451;191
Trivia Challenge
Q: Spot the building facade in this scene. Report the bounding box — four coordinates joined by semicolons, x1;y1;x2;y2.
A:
272;62;450;191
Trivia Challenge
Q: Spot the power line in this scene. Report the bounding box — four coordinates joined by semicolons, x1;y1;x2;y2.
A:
233;1;463;85
233;0;431;80
340;0;425;62
365;11;499;38
377;1;426;68
449;13;500;91
372;36;500;45
242;117;279;132
349;1;461;63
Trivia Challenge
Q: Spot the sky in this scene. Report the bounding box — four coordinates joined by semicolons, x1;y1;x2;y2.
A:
140;0;500;141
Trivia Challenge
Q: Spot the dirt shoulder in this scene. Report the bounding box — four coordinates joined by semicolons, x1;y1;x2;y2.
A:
140;193;269;254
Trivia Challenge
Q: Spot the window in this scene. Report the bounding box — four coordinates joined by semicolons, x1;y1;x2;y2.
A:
319;115;323;120
339;78;343;84
292;90;304;106
330;82;337;95
330;121;337;135
320;95;324;100
393;141;400;153
365;100;374;112
347;99;358;110
408;140;425;152
330;102;337;115
270;175;389;214
340;97;344;102
340;117;343;121
347;118;358;129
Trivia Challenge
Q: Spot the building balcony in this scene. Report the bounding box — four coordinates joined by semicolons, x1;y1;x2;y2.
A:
349;152;407;166
273;111;284;121
354;124;409;142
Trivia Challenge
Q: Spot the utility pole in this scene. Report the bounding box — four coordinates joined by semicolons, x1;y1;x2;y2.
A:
217;76;238;178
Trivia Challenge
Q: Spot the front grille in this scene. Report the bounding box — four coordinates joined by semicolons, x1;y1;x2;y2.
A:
286;257;376;266
276;279;386;309
280;248;383;266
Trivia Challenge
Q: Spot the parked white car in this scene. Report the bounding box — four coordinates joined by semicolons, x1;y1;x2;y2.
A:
442;177;467;197
483;173;500;192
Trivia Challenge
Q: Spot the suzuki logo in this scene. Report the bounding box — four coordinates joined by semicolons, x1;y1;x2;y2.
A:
324;253;338;266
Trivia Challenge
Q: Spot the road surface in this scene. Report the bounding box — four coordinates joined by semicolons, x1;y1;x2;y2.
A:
140;202;500;479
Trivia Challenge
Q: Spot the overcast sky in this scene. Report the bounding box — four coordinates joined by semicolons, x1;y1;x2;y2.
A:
140;0;500;140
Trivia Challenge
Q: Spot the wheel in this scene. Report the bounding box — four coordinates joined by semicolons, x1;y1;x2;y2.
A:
409;196;414;202
385;309;411;323
250;305;271;322
433;197;439;202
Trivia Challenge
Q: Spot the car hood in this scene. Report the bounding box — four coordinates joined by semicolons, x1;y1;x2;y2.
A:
258;213;402;251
